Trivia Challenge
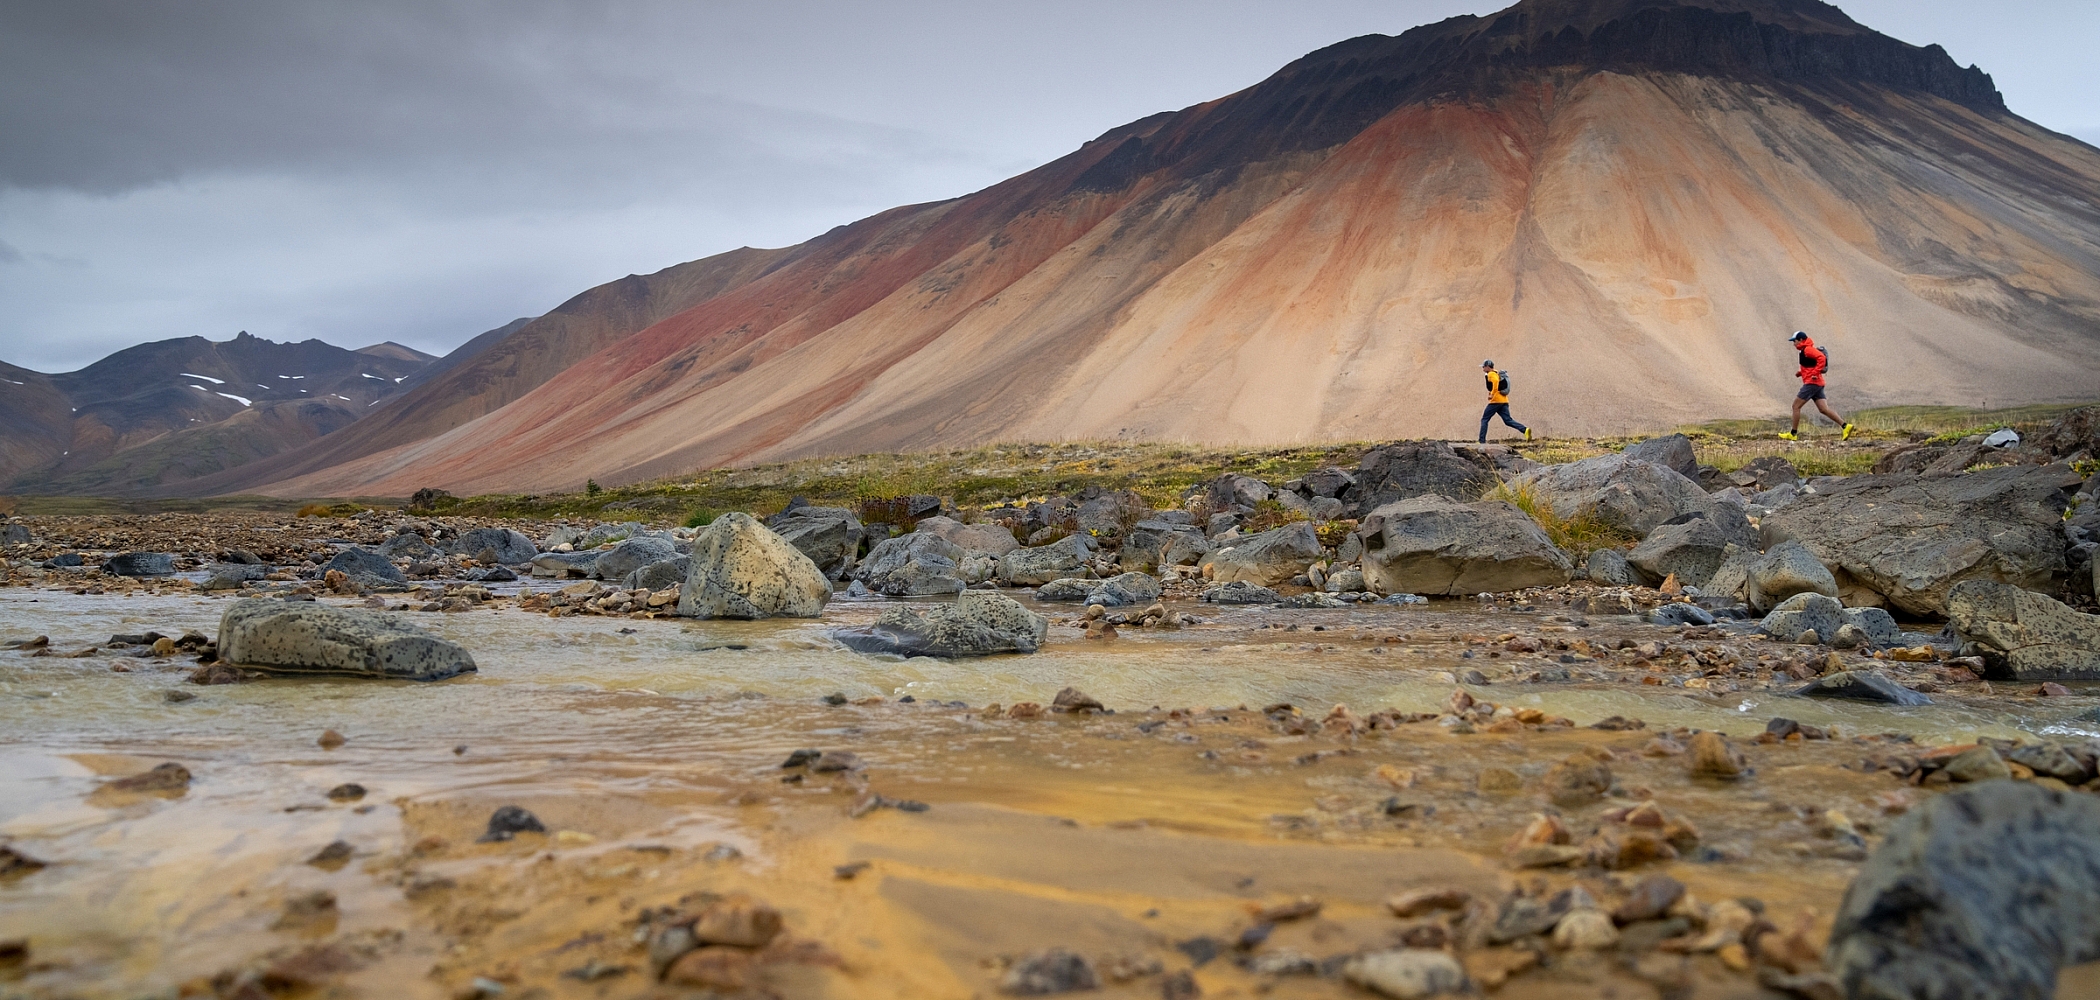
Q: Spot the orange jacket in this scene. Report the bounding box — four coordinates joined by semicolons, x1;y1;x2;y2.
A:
1794;338;1827;386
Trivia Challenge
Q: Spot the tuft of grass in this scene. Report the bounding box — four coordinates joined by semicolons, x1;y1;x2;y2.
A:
683;507;719;528
1487;482;1638;557
296;501;367;518
1314;520;1357;548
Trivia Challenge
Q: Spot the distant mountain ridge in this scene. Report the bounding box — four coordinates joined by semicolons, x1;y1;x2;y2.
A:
0;323;524;495
41;0;2100;498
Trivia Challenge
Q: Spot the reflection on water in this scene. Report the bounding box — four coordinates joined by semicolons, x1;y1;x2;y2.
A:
2;589;2094;996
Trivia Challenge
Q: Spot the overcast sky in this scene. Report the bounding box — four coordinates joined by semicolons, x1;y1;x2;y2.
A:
2;0;2094;373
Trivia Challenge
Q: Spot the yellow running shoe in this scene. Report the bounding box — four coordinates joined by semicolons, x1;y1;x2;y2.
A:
1524;427;1533;441
1842;423;1855;440
1778;431;1799;441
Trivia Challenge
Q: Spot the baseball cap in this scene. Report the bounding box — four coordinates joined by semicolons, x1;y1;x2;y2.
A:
1788;331;1808;342
1480;359;1494;367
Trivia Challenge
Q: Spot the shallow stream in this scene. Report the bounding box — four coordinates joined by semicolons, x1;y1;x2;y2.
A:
4;589;2097;998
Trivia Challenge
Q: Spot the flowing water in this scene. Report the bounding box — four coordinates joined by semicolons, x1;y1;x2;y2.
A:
4;588;2097;998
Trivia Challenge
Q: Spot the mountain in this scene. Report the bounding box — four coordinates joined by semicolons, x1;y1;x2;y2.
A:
0;331;438;493
206;0;2100;497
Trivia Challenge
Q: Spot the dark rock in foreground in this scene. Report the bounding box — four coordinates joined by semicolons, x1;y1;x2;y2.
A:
1829;781;2100;1000
217;598;477;681
105;552;175;577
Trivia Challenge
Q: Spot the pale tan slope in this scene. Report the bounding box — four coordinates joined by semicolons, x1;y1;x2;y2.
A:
254;72;2100;497
1003;73;2097;445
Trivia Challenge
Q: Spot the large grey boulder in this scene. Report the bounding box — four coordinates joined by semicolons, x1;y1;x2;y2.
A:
1072;490;1150;541
1035;572;1161;607
378;532;438;561
1761;465;2081;616
106;552;175;577
1203;474;1275;512
1584;548;1637;587
217;598;476;680
1828;782;2100;1000
2;522;32;547
1948;580;2100;680
1622;434;1698;478
834;591;1049;658
590;536;678;582
200;562;267;591
1297;467;1356;499
1201;521;1324;587
622;557;690;592
1794;670;1932;706
1504;453;1719;538
676;513;830;619
1626;513;1753;589
1746;539;1839;612
1758;593;1900;644
1729;455;1800;491
998;534;1095;587
1123;519;1208;569
323;546;406;585
1202;581;1281;604
913;515;1019;558
1702;543;1753;603
858;532;967;596
446;527;536;564
580;521;647;548
1355;496;1571;596
529;551;599;578
765;506;864;579
1341;441;1501;517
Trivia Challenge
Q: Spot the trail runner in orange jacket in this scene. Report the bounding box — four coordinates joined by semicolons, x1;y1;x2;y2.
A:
1780;331;1854;441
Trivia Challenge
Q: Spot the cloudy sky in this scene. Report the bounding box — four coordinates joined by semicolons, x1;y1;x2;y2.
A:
3;0;2094;373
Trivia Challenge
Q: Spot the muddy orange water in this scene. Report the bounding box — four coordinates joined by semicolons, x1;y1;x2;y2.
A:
4;589;2097;998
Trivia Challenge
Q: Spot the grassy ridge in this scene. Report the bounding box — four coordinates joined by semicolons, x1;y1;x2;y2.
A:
6;402;2089;523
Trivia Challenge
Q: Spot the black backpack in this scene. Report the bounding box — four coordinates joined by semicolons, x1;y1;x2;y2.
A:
1498;371;1512;396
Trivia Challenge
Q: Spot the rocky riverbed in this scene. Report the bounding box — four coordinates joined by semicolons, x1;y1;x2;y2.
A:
4;409;2100;999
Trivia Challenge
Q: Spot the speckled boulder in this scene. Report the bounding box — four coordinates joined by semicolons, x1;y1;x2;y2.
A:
445;527;537;565
1949;580;2100;680
216;598;476;680
834;591;1048;658
677;513;831;619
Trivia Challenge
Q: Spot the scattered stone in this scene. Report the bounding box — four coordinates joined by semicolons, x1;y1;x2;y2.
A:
1649;603;1715;626
766;505;866;579
105;552;176;577
1623;434;1698;478
1552;910;1619;949
306;840;353;870
665;947;752;990
997;535;1096;587
1002;948;1100;995
1476;767;1524;795
1611;874;1685;924
1584;549;1637;587
692;896;783;947
317;729;346;749
1948;580;2100;680
1051;687;1104;713
1200;522;1324;587
1688;731;1748;779
163;689;196;703
478;805;546;842
1342;948;1470;999
1628;513;1756;589
679;513;832;618
1387;888;1470;918
273;889;338;931
1541;754;1612;806
1355;496;1572;595
1828;782;2100;999
1201;581;1281;604
107;762;191;793
444;527;537;564
835;591;1049;657
1794;671;1933;706
1746;540;1840;612
0;845;47;879
1942;745;2012;783
1505;453;1724;537
326;782;364;801
858;531;968;596
216;599;476;681
1759;593;1899;646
